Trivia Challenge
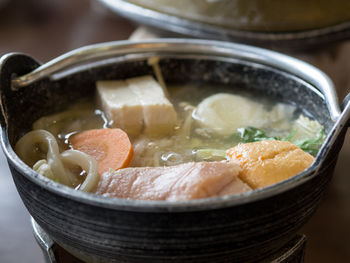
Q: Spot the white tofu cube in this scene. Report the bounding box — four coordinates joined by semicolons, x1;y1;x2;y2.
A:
127;76;177;135
96;80;143;135
97;76;177;135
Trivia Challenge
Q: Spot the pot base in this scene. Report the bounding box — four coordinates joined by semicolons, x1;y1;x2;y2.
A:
32;218;306;263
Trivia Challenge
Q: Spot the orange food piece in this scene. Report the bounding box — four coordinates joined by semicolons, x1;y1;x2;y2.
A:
94;162;251;201
226;140;314;189
70;128;133;175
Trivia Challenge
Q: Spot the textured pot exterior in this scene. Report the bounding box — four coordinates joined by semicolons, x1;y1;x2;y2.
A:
0;40;348;262
9;154;340;263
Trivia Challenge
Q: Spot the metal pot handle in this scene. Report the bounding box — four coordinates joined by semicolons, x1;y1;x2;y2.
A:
6;39;343;122
341;93;350;119
314;92;350;170
10;40;215;90
339;93;350;129
0;53;41;128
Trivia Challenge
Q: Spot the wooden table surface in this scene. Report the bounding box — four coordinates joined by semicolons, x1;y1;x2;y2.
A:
0;1;349;262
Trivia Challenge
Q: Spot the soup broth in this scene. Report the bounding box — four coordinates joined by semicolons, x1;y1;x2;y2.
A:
15;79;324;200
33;83;305;167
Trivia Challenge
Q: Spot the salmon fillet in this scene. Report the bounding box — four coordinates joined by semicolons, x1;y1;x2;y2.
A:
94;162;251;201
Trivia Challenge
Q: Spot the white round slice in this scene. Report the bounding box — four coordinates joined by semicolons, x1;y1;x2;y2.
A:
193;93;269;136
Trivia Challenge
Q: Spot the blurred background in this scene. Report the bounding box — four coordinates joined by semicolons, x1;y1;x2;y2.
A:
0;0;350;262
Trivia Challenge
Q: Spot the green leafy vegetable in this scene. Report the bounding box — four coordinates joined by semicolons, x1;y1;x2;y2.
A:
282;130;297;142
236;126;324;156
237;127;280;143
292;129;324;156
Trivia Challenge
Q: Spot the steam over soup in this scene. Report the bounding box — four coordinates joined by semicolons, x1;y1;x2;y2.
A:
15;75;324;201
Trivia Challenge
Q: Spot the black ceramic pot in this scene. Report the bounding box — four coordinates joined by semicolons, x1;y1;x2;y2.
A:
0;39;349;263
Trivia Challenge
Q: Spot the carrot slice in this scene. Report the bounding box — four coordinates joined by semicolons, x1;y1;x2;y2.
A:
69;128;133;175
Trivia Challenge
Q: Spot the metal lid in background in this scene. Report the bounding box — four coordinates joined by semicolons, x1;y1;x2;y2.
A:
97;0;350;50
